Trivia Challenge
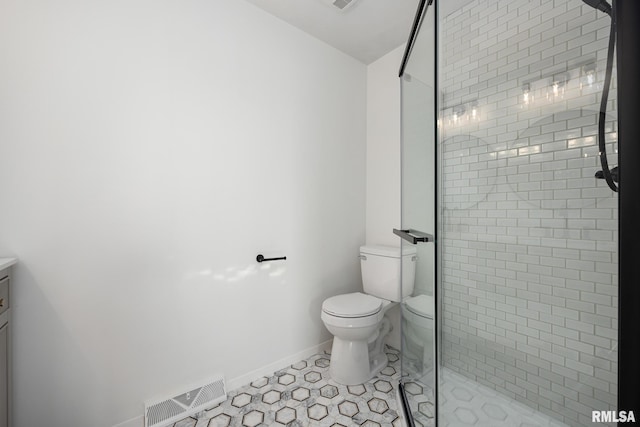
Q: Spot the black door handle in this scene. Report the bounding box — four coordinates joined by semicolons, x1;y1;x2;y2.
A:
393;229;434;244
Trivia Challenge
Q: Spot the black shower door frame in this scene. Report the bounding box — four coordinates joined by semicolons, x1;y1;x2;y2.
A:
615;0;640;417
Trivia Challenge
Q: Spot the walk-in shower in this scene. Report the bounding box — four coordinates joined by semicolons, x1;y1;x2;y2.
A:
396;0;640;425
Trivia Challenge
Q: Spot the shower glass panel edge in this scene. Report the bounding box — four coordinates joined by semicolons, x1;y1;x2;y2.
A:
398;1;438;426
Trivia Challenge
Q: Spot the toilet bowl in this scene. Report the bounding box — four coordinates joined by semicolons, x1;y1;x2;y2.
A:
321;292;393;385
402;294;434;376
321;245;417;385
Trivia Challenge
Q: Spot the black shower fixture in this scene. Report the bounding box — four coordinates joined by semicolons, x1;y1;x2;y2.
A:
582;0;612;15
595;166;619;182
584;0;619;192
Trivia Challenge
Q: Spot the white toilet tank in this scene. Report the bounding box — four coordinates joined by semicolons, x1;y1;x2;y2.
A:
360;245;417;302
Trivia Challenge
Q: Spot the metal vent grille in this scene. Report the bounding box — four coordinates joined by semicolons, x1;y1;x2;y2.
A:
317;0;359;11
333;0;357;9
146;400;184;427
145;375;226;427
193;381;225;408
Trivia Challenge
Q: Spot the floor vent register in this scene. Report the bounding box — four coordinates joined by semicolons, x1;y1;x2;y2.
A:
144;375;226;427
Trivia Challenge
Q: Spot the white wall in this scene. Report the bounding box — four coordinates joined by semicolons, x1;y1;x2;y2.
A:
366;45;405;349
0;0;366;426
366;46;404;247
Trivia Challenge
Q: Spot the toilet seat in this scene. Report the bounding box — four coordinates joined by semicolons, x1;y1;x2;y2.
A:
322;292;382;318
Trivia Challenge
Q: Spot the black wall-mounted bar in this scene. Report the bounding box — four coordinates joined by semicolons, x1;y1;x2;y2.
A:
616;0;640;417
398;0;432;77
256;254;286;263
393;228;434;244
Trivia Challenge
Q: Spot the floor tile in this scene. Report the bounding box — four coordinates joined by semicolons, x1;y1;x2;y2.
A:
167;346;569;427
169;346;403;427
405;367;571;427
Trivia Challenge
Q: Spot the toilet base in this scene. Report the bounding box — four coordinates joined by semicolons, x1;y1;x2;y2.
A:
329;337;371;385
369;349;389;378
328;316;391;385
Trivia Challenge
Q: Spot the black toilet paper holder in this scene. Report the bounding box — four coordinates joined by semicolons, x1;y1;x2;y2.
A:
256;254;287;263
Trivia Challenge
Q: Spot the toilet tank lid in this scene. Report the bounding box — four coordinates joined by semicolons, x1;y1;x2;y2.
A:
360;244;416;257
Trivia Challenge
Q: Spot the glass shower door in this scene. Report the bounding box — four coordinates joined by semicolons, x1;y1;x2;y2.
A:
436;1;618;426
398;1;437;425
399;1;620;426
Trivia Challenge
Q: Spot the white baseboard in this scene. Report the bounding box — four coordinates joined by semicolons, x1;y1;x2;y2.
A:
226;339;332;391
112;415;143;427
112;339;332;427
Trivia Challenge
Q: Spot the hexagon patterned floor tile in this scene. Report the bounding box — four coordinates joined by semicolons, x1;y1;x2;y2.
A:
261;389;281;404
291;386;311;402
304;370;322;383
167;345;403;427
320;384;339;399
275;406;296;424
374;379;393;393
338;400;359;418
347;384;367;396
367;397;389;414
307;403;329;421
165;343;571;427
241;410;264;427
277;373;296;386
230;392;252;408
208;413;231;427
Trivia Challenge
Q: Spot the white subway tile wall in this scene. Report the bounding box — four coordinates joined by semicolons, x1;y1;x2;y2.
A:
439;1;618;426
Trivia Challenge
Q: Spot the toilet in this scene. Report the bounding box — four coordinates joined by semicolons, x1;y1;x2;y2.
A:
402;294;434;377
321;245;417;385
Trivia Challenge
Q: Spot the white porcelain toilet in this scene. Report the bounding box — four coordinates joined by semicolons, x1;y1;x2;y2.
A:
402;294;434;376
321;244;417;385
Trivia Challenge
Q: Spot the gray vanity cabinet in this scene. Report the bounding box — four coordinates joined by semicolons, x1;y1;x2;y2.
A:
0;322;6;427
0;268;11;427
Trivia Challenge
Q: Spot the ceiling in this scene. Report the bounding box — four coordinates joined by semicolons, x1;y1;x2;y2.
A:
242;0;420;64
242;0;475;65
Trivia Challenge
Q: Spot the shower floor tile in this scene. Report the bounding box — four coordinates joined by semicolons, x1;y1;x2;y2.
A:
405;368;570;427
169;346;404;427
